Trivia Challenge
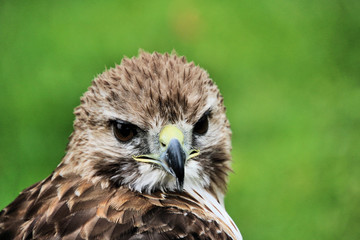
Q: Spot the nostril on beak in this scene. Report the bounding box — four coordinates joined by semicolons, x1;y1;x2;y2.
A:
160;141;166;147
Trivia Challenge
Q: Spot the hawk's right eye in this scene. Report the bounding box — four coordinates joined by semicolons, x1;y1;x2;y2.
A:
112;121;137;142
193;112;209;135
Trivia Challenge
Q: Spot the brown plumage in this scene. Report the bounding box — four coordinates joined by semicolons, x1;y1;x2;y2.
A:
0;51;242;240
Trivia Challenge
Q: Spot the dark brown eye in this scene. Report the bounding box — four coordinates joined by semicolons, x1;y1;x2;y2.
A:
193;113;209;135
113;121;137;142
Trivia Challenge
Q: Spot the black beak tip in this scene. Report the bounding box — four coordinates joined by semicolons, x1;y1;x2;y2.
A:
166;139;186;191
176;177;184;191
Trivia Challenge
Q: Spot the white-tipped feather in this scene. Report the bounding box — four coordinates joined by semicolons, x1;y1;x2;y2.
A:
186;184;243;240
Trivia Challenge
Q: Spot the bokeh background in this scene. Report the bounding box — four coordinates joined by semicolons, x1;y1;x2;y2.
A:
1;0;359;239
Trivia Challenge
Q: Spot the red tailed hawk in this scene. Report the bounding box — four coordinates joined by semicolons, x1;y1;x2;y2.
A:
0;51;242;240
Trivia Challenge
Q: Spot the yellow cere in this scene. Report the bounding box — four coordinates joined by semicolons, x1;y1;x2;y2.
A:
159;125;184;146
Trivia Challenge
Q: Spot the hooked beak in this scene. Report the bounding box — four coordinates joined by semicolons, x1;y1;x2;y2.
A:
133;125;199;191
165;138;186;190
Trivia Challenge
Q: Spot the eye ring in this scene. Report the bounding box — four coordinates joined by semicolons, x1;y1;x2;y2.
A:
112;120;137;142
193;111;210;135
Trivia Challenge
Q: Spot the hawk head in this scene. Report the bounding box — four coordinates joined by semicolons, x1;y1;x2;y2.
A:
61;51;232;199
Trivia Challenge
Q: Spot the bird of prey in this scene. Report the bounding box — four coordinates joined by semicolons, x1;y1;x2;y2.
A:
0;51;242;240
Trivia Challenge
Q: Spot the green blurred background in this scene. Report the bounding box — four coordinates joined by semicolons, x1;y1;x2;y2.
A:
1;0;359;239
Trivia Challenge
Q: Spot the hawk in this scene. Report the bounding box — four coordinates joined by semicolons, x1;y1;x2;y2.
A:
0;51;242;240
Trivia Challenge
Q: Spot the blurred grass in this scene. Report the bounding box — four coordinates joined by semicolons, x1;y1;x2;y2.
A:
0;0;359;239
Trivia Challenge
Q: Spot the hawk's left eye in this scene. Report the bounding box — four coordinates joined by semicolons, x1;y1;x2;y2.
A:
193;113;209;135
112;121;137;142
